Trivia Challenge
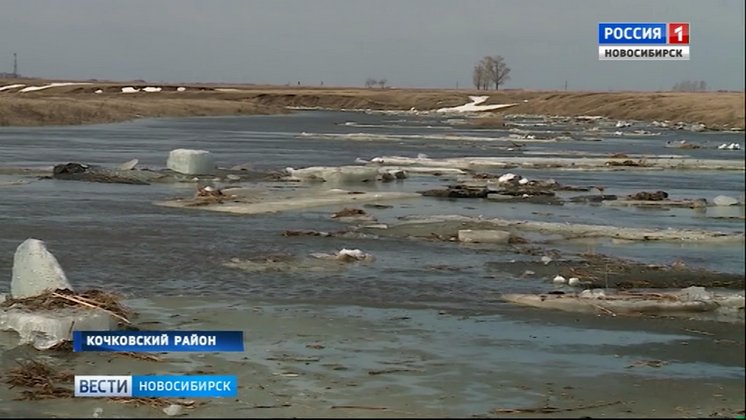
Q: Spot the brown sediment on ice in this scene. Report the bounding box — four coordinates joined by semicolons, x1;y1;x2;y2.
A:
602;198;709;208
225;248;375;273
0;163;277;185
367;155;746;171
156;187;419;215
486;252;745;289
388;215;745;242
501;287;745;323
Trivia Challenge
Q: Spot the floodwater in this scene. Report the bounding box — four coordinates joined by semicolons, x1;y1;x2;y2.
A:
0;111;744;417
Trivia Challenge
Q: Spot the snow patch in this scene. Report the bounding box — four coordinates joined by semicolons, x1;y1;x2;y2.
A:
19;82;91;93
0;84;26;92
436;96;517;113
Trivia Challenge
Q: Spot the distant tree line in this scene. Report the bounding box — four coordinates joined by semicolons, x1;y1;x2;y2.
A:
472;55;511;91
672;80;707;92
365;78;388;88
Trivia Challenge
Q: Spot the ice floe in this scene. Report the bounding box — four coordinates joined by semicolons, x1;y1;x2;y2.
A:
298;132;555;143
718;142;741;150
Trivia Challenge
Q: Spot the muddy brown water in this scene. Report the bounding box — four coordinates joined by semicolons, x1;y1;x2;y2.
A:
0;111;744;417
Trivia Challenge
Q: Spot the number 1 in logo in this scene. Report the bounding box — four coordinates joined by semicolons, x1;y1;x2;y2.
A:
668;23;689;44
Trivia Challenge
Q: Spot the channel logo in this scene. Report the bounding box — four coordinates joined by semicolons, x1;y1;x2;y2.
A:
598;22;690;61
74;375;238;398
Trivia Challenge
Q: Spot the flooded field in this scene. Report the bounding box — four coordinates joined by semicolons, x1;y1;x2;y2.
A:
0;111;744;417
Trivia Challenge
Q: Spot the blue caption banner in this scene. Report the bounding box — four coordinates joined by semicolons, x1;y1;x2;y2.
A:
73;330;244;352
75;375;238;398
598;23;667;44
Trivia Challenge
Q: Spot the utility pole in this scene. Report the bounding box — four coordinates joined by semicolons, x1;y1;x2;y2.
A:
13;53;18;77
564;80;567;91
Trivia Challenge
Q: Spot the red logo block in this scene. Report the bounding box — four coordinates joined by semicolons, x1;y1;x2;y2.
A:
668;22;689;44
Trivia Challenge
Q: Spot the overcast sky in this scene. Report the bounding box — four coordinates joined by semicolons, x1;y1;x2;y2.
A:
1;0;744;90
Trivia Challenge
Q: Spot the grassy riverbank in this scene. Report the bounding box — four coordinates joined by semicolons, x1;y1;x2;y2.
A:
1;78;744;129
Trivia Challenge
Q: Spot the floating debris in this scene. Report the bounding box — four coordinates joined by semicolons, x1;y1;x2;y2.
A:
421;185;490;199
627;191;668;201
331;207;367;218
4;360;73;400
2;288;132;324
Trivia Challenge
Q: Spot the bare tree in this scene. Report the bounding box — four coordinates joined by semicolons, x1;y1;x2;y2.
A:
485;55;511;91
377;78;387;89
472;55;511;91
479;57;495;90
472;65;485;90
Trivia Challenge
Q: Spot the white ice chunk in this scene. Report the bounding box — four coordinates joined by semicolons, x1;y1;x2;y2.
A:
497;173;518;183
713;195;739;206
118;158;139;170
286;166;379;184
163;405;184;417
121;87;140;93
677;286;713;301
142;86;162;93
457;229;511;244
177;87;186;92
11;239;73;298
167;149;216;175
553;275;567;284
337;248;367;260
0;307;116;350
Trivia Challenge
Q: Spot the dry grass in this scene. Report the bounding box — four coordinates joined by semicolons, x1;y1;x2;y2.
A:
1;78;743;129
494;91;745;129
0;95;281;126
